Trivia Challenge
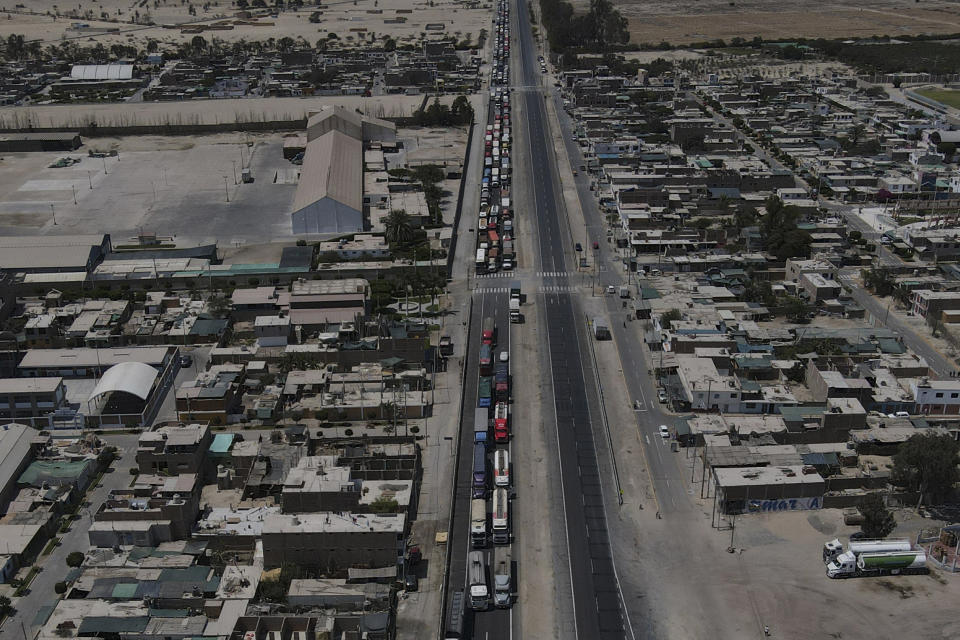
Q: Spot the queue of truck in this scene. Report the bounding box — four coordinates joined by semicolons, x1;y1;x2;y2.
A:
448;2;516;633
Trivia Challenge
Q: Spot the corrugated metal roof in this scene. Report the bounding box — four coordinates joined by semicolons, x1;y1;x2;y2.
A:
70;64;134;80
88;361;158;402
78;617;150;634
292;130;363;214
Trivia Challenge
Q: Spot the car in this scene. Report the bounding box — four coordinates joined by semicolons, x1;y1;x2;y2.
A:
499;350;509;362
658;390;668;403
606;285;616;294
575;243;583;252
404;573;419;592
894;411;910;418
658;425;670;438
634;400;642;410
592;241;599;250
179;354;193;367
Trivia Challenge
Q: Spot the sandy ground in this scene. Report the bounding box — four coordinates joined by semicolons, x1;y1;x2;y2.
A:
0;0;492;49
568;0;960;45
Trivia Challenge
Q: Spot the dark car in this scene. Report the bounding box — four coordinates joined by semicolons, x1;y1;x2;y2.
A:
179;354;193;367
404;573;419;592
575;243;583;252
592;241;599;250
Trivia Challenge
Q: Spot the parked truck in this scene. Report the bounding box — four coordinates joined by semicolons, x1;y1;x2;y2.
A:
827;550;928;578
493;401;509;442
823;538;912;564
478;377;493;408
494;363;509;401
474;407;489;444
482;317;496;345
470;498;487;548
493;546;513;608
468;550;490;611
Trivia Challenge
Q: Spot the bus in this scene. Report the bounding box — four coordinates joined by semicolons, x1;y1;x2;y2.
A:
482;317;496;345
445;590;466;639
492;487;509;545
479;343;493;375
475;248;486;272
494;448;509;487
472;442;487;498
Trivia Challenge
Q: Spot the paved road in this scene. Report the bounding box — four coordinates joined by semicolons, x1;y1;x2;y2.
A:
5;433;139;640
512;0;628;637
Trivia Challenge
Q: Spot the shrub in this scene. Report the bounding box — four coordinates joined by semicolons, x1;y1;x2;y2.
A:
65;551;84;568
54;582;67;595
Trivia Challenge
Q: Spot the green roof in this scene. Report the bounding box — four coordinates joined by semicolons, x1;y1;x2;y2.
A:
641;287;661;300
112;583;138;599
18;459;90;486
78;617;150;634
208;433;235;455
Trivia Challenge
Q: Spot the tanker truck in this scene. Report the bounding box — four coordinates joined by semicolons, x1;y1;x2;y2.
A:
826;550;928;578
822;537;912;564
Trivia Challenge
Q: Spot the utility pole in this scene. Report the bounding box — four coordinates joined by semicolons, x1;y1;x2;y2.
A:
88;170;93;189
49;203;57;225
223;176;230;202
72;183;77;205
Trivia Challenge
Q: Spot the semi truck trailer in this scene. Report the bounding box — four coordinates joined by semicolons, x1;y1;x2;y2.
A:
823;538;912;564
827;550;928;578
493;546;513;608
468;550;490;610
470;498;487;548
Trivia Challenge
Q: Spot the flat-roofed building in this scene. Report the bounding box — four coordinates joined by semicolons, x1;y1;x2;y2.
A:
261;512;405;570
136;423;212;476
0;234;111;274
714;465;825;514
0;423;40;513
17;346;173;378
0;378;67;421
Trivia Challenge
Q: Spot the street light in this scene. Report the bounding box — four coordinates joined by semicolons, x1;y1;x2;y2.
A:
49;204;57;225
223;176;230;202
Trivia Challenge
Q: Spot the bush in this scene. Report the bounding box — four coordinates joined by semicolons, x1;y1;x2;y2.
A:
54;582;67;595
410;426;420;434
344;429;354;436
65;551;84;568
129;467;139;475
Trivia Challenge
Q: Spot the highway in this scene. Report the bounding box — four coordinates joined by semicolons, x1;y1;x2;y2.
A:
512;0;630;638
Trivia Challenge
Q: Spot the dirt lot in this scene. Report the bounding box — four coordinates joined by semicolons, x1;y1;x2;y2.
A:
570;0;960;46
0;0;491;49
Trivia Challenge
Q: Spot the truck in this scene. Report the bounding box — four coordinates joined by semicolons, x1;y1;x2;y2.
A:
494;363;509;401
472;443;487;498
475;248;486;272
509;297;521;323
823;538;912;564
479;343;493;376
493;546;513;608
510;280;521;300
468;550;489;611
618;286;630;298
445;590;465;639
482;317;496;346
470;498;487;548
492;486;509;544
826;550;928;579
593;317;611;340
474;407;489;444
478;377;493;408
494;448;510;487
493;401;509;442
439;335;453;357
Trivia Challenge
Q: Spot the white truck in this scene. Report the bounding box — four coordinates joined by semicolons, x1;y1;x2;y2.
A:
468;550;489;611
827;550;928;579
493;546;513;608
823;537;912;564
470;498;487;548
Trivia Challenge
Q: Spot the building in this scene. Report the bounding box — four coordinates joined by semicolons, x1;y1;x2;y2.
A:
17;346;173;377
799;272;842;302
911;289;960;320
175;368;242;424
0;378;67;422
0;132;82;152
0;423;40;513
88;474;199;547
291;130;364;234
713;465;825;514
0;234;111;274
261;512;405;570
675;355;741;412
911;377;960;415
136;424;212;476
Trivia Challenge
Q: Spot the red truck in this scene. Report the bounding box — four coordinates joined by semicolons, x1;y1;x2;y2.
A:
494;402;509;442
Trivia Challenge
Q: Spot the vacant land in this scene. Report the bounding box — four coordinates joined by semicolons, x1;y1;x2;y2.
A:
0;0;490;49
915;87;960;109
570;0;960;46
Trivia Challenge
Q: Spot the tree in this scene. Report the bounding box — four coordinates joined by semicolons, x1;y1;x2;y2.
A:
782;296;810;323
660;308;681;329
861;267;895;297
54;581;67;595
892;432;960;504
0;595;12;618
65;551;84;568
383;36;396;52
858;493;896;539
385;209;414;245
190;35;208;53
5;34;25;61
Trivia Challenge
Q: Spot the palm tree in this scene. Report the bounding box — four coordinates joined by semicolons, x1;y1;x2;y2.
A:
385;209;414;245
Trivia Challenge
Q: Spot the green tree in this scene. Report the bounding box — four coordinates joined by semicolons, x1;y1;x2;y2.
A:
190;35;208;53
0;595;12;618
761;195;811;260
858;493;896;539
892;432;960;504
782;296;810;323
5;34;25;60
385;209;414;245
66;551;84;568
383;37;396;52
861;267;895;297
660;308;681;329
54;581;67;595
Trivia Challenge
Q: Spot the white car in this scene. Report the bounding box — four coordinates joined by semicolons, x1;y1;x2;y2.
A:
658;425;670;438
499;351;509;362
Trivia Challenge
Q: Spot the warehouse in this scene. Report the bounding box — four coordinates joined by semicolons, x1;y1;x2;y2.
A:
291;130;364;234
0;234;111;274
0;132;82;152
